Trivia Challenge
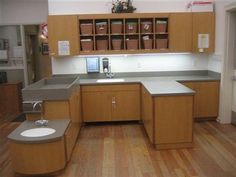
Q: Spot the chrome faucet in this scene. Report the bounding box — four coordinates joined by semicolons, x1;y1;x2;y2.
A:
105;65;115;78
33;101;48;126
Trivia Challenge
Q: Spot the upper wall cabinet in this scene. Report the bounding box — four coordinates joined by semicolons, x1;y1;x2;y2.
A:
47;12;215;56
192;12;215;53
169;13;193;52
78;13;170;55
48;15;79;57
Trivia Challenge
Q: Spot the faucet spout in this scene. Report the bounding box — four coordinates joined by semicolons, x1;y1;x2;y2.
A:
33;101;48;126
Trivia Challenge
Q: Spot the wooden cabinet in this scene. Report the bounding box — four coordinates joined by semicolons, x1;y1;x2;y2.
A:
81;84;140;122
47;12;215;56
48;15;79;56
181;81;220;119
141;86;154;143
142;86;194;149
0;82;22;124
169;13;193;52
192;12;215;53
78;13;170;55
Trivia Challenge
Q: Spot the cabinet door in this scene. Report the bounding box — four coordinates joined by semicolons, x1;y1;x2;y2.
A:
192;12;215;53
141;86;154;143
82;92;111;122
181;81;220;118
169;13;192;52
111;90;140;121
48;15;79;56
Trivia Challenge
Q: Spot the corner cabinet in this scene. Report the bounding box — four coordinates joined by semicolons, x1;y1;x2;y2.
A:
48;15;79;56
47;12;215;56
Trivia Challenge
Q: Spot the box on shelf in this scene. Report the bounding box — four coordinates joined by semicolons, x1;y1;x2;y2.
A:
96;39;108;50
112;39;122;50
126;22;137;33
141;22;153;33
80;23;93;35
156;38;168;49
96;22;108;34
111;21;123;34
81;39;93;51
189;1;214;12
126;39;138;50
156;20;167;33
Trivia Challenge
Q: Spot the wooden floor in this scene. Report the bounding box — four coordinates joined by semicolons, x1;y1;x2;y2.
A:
1;121;236;177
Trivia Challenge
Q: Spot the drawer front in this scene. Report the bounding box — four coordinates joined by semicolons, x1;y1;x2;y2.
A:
81;84;140;92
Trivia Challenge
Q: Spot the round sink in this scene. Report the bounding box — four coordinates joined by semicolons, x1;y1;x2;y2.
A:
20;128;56;137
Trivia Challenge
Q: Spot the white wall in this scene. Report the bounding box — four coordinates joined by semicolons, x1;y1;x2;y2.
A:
52;54;208;74
1;0;48;25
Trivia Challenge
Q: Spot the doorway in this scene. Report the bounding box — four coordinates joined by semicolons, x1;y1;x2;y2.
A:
24;25;51;85
220;3;236;124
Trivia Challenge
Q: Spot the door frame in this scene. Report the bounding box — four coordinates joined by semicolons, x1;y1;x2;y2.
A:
219;2;236;123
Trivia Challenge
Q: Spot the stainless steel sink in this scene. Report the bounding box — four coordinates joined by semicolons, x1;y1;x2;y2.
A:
96;78;125;83
22;76;79;101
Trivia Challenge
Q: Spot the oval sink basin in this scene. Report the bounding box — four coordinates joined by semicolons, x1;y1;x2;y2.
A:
96;78;125;83
20;128;56;137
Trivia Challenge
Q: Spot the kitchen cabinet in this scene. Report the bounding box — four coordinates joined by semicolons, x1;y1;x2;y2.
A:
181;81;220;119
81;84;140;122
0;82;22;124
192;12;215;53
48;15;79;56
142;86;194;149
169;13;192;52
141;86;154;143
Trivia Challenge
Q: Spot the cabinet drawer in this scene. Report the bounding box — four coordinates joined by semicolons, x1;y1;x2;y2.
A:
81;84;140;92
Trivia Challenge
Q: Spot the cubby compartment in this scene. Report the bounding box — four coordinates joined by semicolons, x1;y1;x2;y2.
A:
79;20;93;35
96;36;108;51
126;35;139;50
111;19;123;34
141;35;153;50
156;34;168;50
111;36;123;50
140;19;153;34
80;37;93;51
125;19;138;34
155;18;168;33
95;20;108;34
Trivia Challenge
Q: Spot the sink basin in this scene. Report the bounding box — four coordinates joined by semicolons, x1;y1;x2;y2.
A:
20;128;56;137
22;76;79;101
96;78;125;83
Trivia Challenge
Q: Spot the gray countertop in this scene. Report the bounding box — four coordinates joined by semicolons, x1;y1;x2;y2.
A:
8;119;70;143
79;75;220;96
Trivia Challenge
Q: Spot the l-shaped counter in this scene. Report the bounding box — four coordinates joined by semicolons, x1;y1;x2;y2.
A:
8;70;220;175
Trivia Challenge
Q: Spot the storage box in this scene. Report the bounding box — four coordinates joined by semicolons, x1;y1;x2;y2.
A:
96;39;108;50
141;22;153;33
190;1;214;12
143;39;153;50
111;22;123;34
156;39;168;49
80;23;93;35
126;39;138;50
156;21;167;33
112;39;122;50
96;22;108;34
126;23;137;33
81;39;93;51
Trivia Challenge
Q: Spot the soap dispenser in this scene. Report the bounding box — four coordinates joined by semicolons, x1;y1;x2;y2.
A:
102;58;109;73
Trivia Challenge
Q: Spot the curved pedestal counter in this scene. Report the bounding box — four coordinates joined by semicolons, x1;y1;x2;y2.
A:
7;119;77;175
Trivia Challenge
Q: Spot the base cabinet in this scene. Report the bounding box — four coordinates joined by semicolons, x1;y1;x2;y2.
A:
181;81;220;119
142;86;194;149
81;84;140;122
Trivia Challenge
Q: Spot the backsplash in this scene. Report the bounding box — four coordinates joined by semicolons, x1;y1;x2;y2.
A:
52;54;209;75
